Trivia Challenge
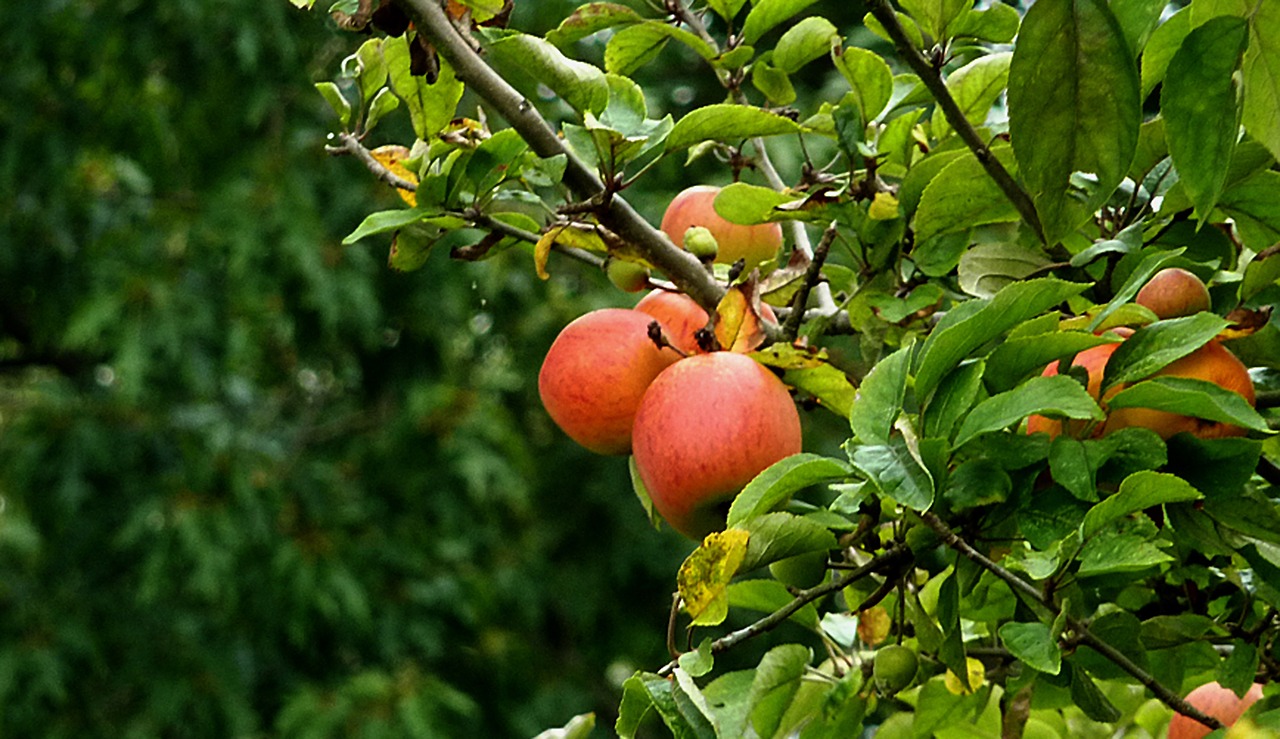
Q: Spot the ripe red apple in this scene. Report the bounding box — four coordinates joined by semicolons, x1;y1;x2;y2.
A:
1167;681;1263;739
1135;267;1212;319
538;308;680;455
635;289;777;355
632;352;803;539
660;185;784;271
1026;330;1255;440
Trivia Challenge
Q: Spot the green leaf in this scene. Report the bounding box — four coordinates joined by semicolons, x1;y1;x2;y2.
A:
1140;7;1191;98
1007;0;1141;245
727;454;853;528
314;82;352;128
713;183;796;225
349;38;387;105
1220;639;1261;698
1164;435;1260;499
387;222;439;272
1243;2;1280;162
617;672;716;739
750;54;796;106
899;0;971;43
913;146;1021;244
344;208;434;244
1218;170;1280;251
921;359;985;440
383;38;464;140
728;580;820;629
706;0;749;22
1139;613;1220;649
1078;529;1173;575
999;622;1062;674
984;331;1116;394
747;644;811;739
848;435;935;510
832;46;894;123
604;21;717;75
737;512;837;574
1106;377;1271;434
774;16;839;74
545;2;642;48
1162;16;1249;219
781;364;857;418
665;104;804;152
1109;0;1167;57
480;29;609;114
1080;470;1201;539
957;241;1054;299
1050;436;1096;502
740;0;822;45
899;149;968;217
943;457;1012;510
932;52;1012;141
1100;313;1230;391
914;277;1089;399
1069;664;1121;723
947;3;1020;43
953;375;1104;448
850;344;913;446
363;87;400;133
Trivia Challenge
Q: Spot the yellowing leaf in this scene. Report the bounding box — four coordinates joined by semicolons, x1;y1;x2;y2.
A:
714;283;768;352
857;606;892;646
370;145;418;206
533;225;566;280
678;528;750;626
944;657;986;695
868;192;901;220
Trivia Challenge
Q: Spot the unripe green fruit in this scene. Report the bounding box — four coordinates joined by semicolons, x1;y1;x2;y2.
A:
683;226;719;261
768;550;828;589
605;258;650;293
872;645;918;696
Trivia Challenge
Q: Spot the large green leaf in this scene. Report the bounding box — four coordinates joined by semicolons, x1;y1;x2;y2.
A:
849;344;913;446
953;375;1104;448
383;36;464;140
899;0;971;43
1140;6;1191;97
1218;170;1280;251
848;435;935;510
1007;0;1140;244
726;454;854;527
1162;16;1249;219
604;21;716;75
773;17;839;74
740;0;822;45
737;512;837;574
932;52;1012;141
832;46;894;123
1243;1;1280;161
914;277;1089;399
617;672;717;739
1106;377;1271;434
545;3;643;47
1080;470;1201;539
747;644;811;739
1100;313;1229;391
480;29;609;114
984;331;1117;393
999;622;1062;674
913;146;1021;244
1110;0;1168;56
665;104;804;151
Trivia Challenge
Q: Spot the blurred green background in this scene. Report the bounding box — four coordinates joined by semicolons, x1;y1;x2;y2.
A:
0;1;860;736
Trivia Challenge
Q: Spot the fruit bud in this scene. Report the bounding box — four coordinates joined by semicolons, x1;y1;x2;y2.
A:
872;645;918;696
683;226;719;261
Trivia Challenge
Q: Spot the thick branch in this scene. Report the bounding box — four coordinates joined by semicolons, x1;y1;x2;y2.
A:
862;0;1046;245
393;0;725;311
656;544;912;676
919;512;1224;733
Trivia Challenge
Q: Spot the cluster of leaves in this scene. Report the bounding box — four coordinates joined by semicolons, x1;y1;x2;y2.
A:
304;0;1280;736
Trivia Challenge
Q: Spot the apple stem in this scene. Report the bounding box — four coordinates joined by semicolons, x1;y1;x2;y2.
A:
646;320;689;358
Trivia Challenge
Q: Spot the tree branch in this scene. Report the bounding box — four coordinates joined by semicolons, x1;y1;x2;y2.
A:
782;221;838;341
656;544;912;677
862;0;1046;245
393;0;725;312
918;511;1224;733
325;131;420;191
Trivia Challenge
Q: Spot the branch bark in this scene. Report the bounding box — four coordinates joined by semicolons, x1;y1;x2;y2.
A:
918;511;1224;733
861;0;1046;245
393;0;725;312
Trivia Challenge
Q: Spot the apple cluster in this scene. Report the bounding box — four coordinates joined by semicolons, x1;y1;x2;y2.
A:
1027;268;1255;440
538;187;798;540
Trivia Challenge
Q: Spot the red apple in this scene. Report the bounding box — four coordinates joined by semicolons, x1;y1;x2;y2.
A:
1167;681;1264;739
538;308;680;455
1135;267;1212;319
632;352;803;539
635;289;777;355
660;185;784;271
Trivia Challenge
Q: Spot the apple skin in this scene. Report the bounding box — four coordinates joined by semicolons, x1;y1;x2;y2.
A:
635;289;777;355
1135;267;1212;319
632;352;803;539
538;308;680;455
660;185;784;271
1025;335;1127;439
1167;681;1263;739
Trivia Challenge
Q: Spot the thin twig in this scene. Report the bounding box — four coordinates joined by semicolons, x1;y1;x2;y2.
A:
326;131;419;191
918;511;1224;733
862;0;1046;245
656;544;912;676
782;221;838;340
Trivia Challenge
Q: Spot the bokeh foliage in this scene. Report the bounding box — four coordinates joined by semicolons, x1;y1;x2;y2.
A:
0;2;692;736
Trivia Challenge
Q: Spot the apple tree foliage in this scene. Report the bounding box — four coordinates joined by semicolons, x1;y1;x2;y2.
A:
299;0;1280;735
